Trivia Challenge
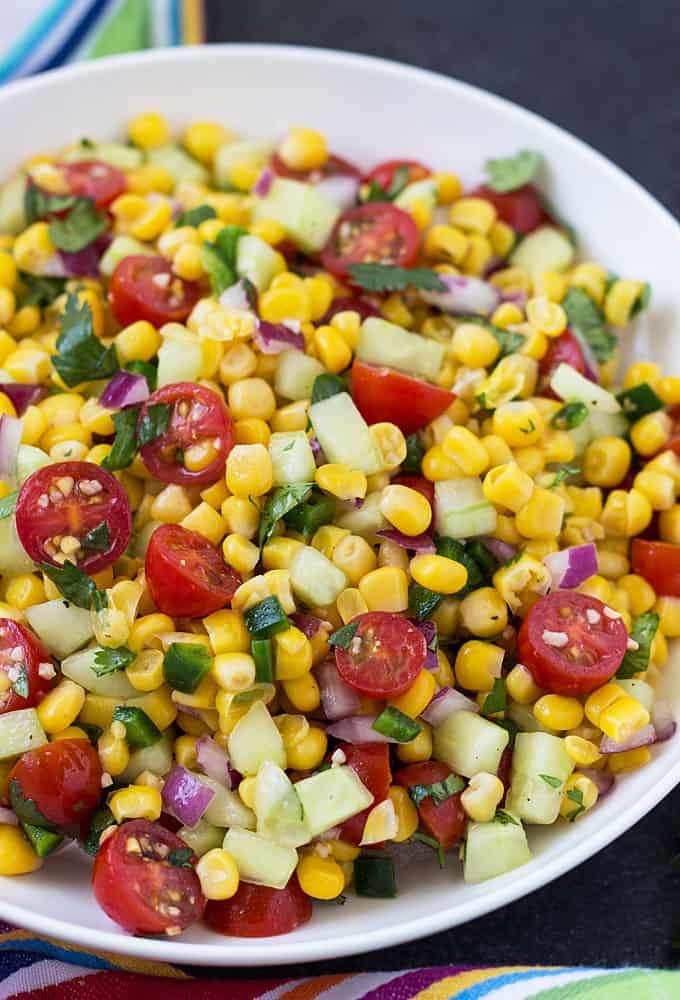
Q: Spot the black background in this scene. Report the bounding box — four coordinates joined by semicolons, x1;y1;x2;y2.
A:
202;0;680;975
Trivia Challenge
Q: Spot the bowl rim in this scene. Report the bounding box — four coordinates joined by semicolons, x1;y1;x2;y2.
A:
1;42;679;966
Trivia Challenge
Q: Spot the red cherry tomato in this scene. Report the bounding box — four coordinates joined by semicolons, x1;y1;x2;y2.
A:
338;743;392;845
321;203;420;279
15;461;131;573
270;152;361;183
539;329;587;379
60;160;126;208
145;523;241;618
334;611;426;698
93;819;206;935
9;739;102;829
205;875;311;937
109;256;201;327
632;539;680;597
395;761;466;850
469;184;551;234
351;360;454;435
365;159;431;190
138;383;234;486
0;619;54;716
320;295;379;324
517;591;628;696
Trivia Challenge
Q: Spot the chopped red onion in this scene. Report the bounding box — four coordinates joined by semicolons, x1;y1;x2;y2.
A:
420;274;500;317
100;370;149;409
58;233;110;278
161;765;215;828
195;735;233;788
421;686;479;727
479;536;516;564
543;543;597;590
326;715;397;743
0;806;17;825
317;660;361;722
580;767;615;798
290;613;324;638
320;296;379;324
600;723;656;754
254;167;275;197
254;320;305;354
377;529;435;553
500;289;528;309
0;384;46;415
219;279;253;312
414;619;438;671
0;414;22;485
315;174;360;210
309;435;326;466
651;700;677;743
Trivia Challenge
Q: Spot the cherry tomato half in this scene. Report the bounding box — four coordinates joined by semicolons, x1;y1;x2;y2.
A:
9;739;102;830
270;152;361;183
60;160;126;209
145;523;241;619
335;611;427;698
321;203;420;279
365;159;431;190
351;360;454;435
138;383;234;486
109;256;201;327
517;591;628;696
632;539;680;597
539;329;587;380
205;875;311;938
391;475;434;529
0;619;54;716
93;819;206;935
395;761;466;850
338;743;392;845
16;461;131;573
469;183;551;235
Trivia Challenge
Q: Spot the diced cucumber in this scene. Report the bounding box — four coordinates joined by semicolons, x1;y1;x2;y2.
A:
195;774;256;830
157;330;202;387
178;818;225;856
227;701;286;776
309;393;382;475
290;544;348;607
16;445;50;484
236;234;279;292
100;235;155;277
65;141;143;171
587;409;629;438
394;178;438;215
255;761;311;847
269;431;316;486
506;732;574;824
464;816;532;883
61;647;137;699
215;139;273;189
507;700;550;734
550;363;620;414
223;827;298;889
119;733;173;784
510;225;574;273
295;765;374;837
0;173;27;234
433;710;509;778
0;708;46;760
336;490;389;541
434;478;497;539
255;178;340;253
147;143;208;185
132;521;160;559
0;517;34;576
357;318;445;382
24;600;94;660
275;349;325;401
616;678;654;712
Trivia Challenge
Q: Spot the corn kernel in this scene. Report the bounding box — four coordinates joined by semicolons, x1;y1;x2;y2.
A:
455;640;504;692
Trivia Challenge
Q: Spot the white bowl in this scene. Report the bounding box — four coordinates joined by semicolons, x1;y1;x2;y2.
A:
1;44;679;967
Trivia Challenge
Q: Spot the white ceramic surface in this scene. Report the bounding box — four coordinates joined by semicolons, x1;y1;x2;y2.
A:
0;44;679;966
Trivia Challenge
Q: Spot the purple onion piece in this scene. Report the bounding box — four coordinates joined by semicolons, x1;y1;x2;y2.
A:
325;715;395;743
99;370;149;409
580;767;615;798
314;174;360;210
161;765;215;828
543;543;598;590
413;619;438;671
0;806;17;826
195;735;233;788
479;536;516;564
377;529;435;554
599;723;656;754
254;320;305;354
219;279;253;312
290;613;324;638
0;383;46;416
421;686;479;727
316;660;361;722
309;435;326;466
420;274;500;316
254;167;275;197
58;233;110;278
651;700;677;743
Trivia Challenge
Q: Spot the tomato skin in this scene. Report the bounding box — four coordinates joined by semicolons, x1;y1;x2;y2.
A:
61;160;126;208
632;539;680;597
15;461;131;573
9;740;102;830
145;523;241;618
351;360;454;436
138;383;234;486
321;203;420;279
109;256;200;327
365;159;431;189
270;152;361;183
205;875;311;937
338;743;392;845
395;762;466;850
0;619;54;716
469;183;551;234
539;329;587;380
518;591;628;696
334;611;427;699
391;475;434;528
93;820;206;935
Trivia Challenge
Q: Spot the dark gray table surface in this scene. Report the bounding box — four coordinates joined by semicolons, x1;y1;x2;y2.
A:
201;1;680;974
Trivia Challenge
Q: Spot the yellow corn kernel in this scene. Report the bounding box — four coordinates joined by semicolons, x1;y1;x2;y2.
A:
568;262;607;304
0;825;42;875
278;126;328;170
370;422;407;473
226;444;273;498
12;222;55;276
630;411;672;457
297;853;344;900
380;484;432;536
598;694;649;743
395;720;432;764
172;241;203;281
270;400;309;434
221;534;259;576
228;377;276;422
96;725;130;776
604;279;646;327
315;463;367;501
493;401;544;447
616;574;656;617
461;772;505;823
559;773;599;820
388;785;419;842
489;219;515;257
358;566;409;613
449;196;496;234
218;342;257;386
657;377;680;406
123;649;163;693
533;694;584;732
564;735;601;766
5;346;50;383
4;574;44;610
582;437;631;488
455;640;504;692
449;322;500;368
233;419;271;447
52;726;89;742
506;663;543;704
109;785;162;824
491;303;523;329
128;111;169;149
282;672;321;713
459;586;509;638
584;683;626;727
480;435;513;469
526;295;567;338
600;488;652;538
376;538;408;573
410;553;468;595
220;495;259;540
0;250;17;290
492;554;552;614
231;575;271;612
634;468;675;511
656;595;680;637
659;506;680;544
515;487;565;539
310;525;349;561
441;426;489;477
202;610;249;657
390;669;436;718
149;484;191;524
336;587;369;624
129;686;178;731
482;462;534;513
607;746;652;774
184;119;230;162
212;652;256;692
421;444;463;481
36;679;85;734
128;613;174;653
179;502;226;547
312;324;351;373
260;537;303;572
274;627;313;681
196;847;240;901
424;224;469;265
286;725;327;771
258;286;310;324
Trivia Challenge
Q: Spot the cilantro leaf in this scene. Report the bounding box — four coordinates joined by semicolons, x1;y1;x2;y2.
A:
485;150;543;193
102;405;140;471
566;787;585;821
328;621;360;650
258;483;314;547
540;774;563;789
346;263;446;294
482;677;507;716
402;433;424;474
82;522;110;551
617;612;659;679
408;583;443;620
137;402;171;447
48;199;108;253
495;809;519;826
24;183;78;225
435;536;485;595
12;666;29;699
551;401;589;431
0;491;18;519
547;463;581;489
168;847;194;869
311;373;346;404
18;272;66;308
92;646;136;677
53;293;119;387
363;164;411;203
175;204;216;228
40;560;106;611
563;287;617;363
411;831;446;868
408;773;465;808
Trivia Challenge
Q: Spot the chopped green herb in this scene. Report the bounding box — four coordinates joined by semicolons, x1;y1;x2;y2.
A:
48;198;108;252
9;779;54;831
616;612;659;679
563;287;617;363
40;560;106;611
175;204;217;228
485;150;543;194
412;831;446;868
466;540;498;577
53;293;119;388
92;646;135;677
163;642;212;694
616;382;663;421
168;846;194;868
311;373;347;404
328;621;359;650
402;434;424;474
566;787;585;821
631;282;651;317
540;774;563;789
137;402;171;447
0;491;18;519
551;401;589;430
547;463;581;489
24;184;77;225
363;164;411;203
482;677;507;716
258;482;314;547
408;583;443;620
346;263;446;294
18;272;66;308
282;489;335;539
12;666;29;699
82;522;110;551
495;809;519;826
408;773;465;808
101;405;140;471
